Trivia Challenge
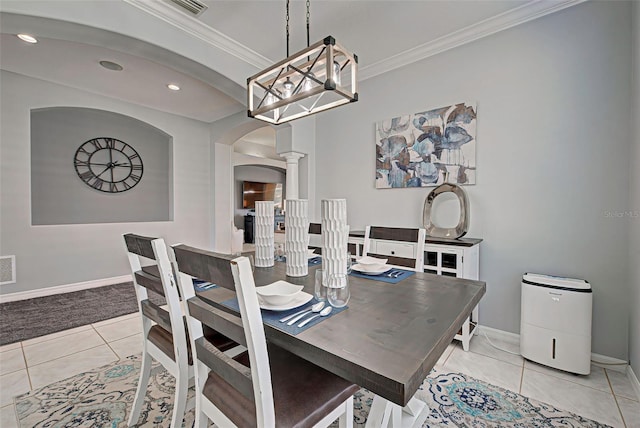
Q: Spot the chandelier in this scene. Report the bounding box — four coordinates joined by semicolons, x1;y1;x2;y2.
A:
247;0;358;125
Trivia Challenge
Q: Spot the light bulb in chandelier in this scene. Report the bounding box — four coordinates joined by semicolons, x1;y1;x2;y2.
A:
265;92;276;106
302;72;316;92
333;61;341;86
282;78;295;98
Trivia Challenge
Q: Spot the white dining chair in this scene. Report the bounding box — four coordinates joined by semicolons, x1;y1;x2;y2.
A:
123;234;193;428
362;226;426;272
172;244;359;428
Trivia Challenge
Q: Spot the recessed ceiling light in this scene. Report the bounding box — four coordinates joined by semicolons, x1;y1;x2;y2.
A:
99;60;123;71
17;34;38;44
167;84;181;91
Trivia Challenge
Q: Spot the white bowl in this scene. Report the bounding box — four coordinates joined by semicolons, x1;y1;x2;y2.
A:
356;256;388;265
255;281;304;306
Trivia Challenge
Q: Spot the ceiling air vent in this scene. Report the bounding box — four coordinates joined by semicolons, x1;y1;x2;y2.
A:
166;0;208;16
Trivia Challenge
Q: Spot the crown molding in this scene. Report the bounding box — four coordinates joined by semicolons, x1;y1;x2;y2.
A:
360;0;589;81
124;0;587;82
122;0;272;70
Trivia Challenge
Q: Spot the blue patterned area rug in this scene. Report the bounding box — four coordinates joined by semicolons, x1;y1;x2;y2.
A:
15;355;611;427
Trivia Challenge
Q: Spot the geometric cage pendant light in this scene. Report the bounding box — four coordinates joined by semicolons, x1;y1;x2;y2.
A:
247;0;358;125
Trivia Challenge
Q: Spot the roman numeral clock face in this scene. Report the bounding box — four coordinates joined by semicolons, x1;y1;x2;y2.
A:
73;138;143;193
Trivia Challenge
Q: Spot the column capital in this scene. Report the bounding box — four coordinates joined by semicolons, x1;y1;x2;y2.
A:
280;151;305;162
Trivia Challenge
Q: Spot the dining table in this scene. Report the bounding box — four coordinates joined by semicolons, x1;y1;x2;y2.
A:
191;260;485;427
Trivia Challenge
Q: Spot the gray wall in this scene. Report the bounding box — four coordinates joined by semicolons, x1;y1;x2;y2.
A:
233;165;286;228
0;71;212;294
630;1;640;374
316;1;632;359
31;107;172;225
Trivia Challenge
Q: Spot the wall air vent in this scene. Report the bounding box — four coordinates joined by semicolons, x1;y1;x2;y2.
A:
0;256;16;285
166;0;208;16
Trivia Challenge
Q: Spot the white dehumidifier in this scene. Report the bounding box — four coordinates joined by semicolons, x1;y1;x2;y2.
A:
520;273;592;375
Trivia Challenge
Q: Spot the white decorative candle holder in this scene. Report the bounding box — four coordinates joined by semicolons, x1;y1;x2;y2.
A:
285;199;309;277
254;201;275;267
321;199;349;288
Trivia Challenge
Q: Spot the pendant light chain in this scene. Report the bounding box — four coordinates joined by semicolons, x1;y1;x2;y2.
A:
306;0;310;48
286;0;290;57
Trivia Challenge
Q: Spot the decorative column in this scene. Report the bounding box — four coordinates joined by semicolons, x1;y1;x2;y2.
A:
280;151;305;200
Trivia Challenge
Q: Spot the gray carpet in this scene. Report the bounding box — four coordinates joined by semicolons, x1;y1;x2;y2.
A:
0;282;164;345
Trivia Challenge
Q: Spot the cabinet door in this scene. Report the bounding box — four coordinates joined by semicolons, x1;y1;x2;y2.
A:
423;245;463;277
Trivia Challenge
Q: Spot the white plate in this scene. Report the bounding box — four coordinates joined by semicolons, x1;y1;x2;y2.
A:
351;263;391;275
356;256;389;265
308;254;321;260
258;291;313;311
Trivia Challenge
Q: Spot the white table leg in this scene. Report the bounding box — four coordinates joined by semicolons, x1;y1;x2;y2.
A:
462;315;471;351
365;395;429;428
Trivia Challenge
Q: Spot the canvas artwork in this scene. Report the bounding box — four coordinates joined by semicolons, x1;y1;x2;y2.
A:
376;102;477;188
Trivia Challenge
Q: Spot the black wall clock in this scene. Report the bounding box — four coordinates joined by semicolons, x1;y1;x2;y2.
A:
74;137;143;193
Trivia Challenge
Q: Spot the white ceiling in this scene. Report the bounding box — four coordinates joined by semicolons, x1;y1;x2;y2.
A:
0;33;244;123
198;0;528;68
0;0;557;126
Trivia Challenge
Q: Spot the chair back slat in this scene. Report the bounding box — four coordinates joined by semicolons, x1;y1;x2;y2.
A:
195;337;255;401
366;253;416;269
187;297;248;347
124;234;157;260
173;245;236;291
368;226;420;242
141;299;173;333
134;271;166;297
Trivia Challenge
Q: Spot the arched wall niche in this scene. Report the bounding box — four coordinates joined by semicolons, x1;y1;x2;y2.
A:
31;106;173;225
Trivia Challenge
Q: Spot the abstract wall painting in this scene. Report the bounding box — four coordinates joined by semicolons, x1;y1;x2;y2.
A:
375;102;477;188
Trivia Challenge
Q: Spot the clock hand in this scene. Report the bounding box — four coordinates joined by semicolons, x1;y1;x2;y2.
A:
95;166;111;178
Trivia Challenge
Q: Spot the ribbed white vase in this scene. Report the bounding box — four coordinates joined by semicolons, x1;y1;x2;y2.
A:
285;199;309;277
254;201;274;267
321;199;349;288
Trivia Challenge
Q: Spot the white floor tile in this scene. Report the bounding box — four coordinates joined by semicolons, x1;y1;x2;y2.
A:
617;396;640;427
108;333;142;359
28;345;117;390
93;317;141;342
23;329;106;367
91;312;139;328
524;360;611;393
0;404;18;428
467;332;524;367
607;369;639;401
520;368;623;427
0;348;25;376
0;370;30;407
0;343;21;353
443;346;523;392
22;324;93;347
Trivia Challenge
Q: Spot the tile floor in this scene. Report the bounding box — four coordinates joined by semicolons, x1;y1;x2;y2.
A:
1;319;639;427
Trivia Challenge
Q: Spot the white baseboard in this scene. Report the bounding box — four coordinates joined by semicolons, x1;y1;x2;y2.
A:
479;325;629;372
0;275;133;304
628;365;640;401
479;325;521;341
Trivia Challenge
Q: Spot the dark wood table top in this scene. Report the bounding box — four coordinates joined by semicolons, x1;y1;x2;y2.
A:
195;262;485;406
